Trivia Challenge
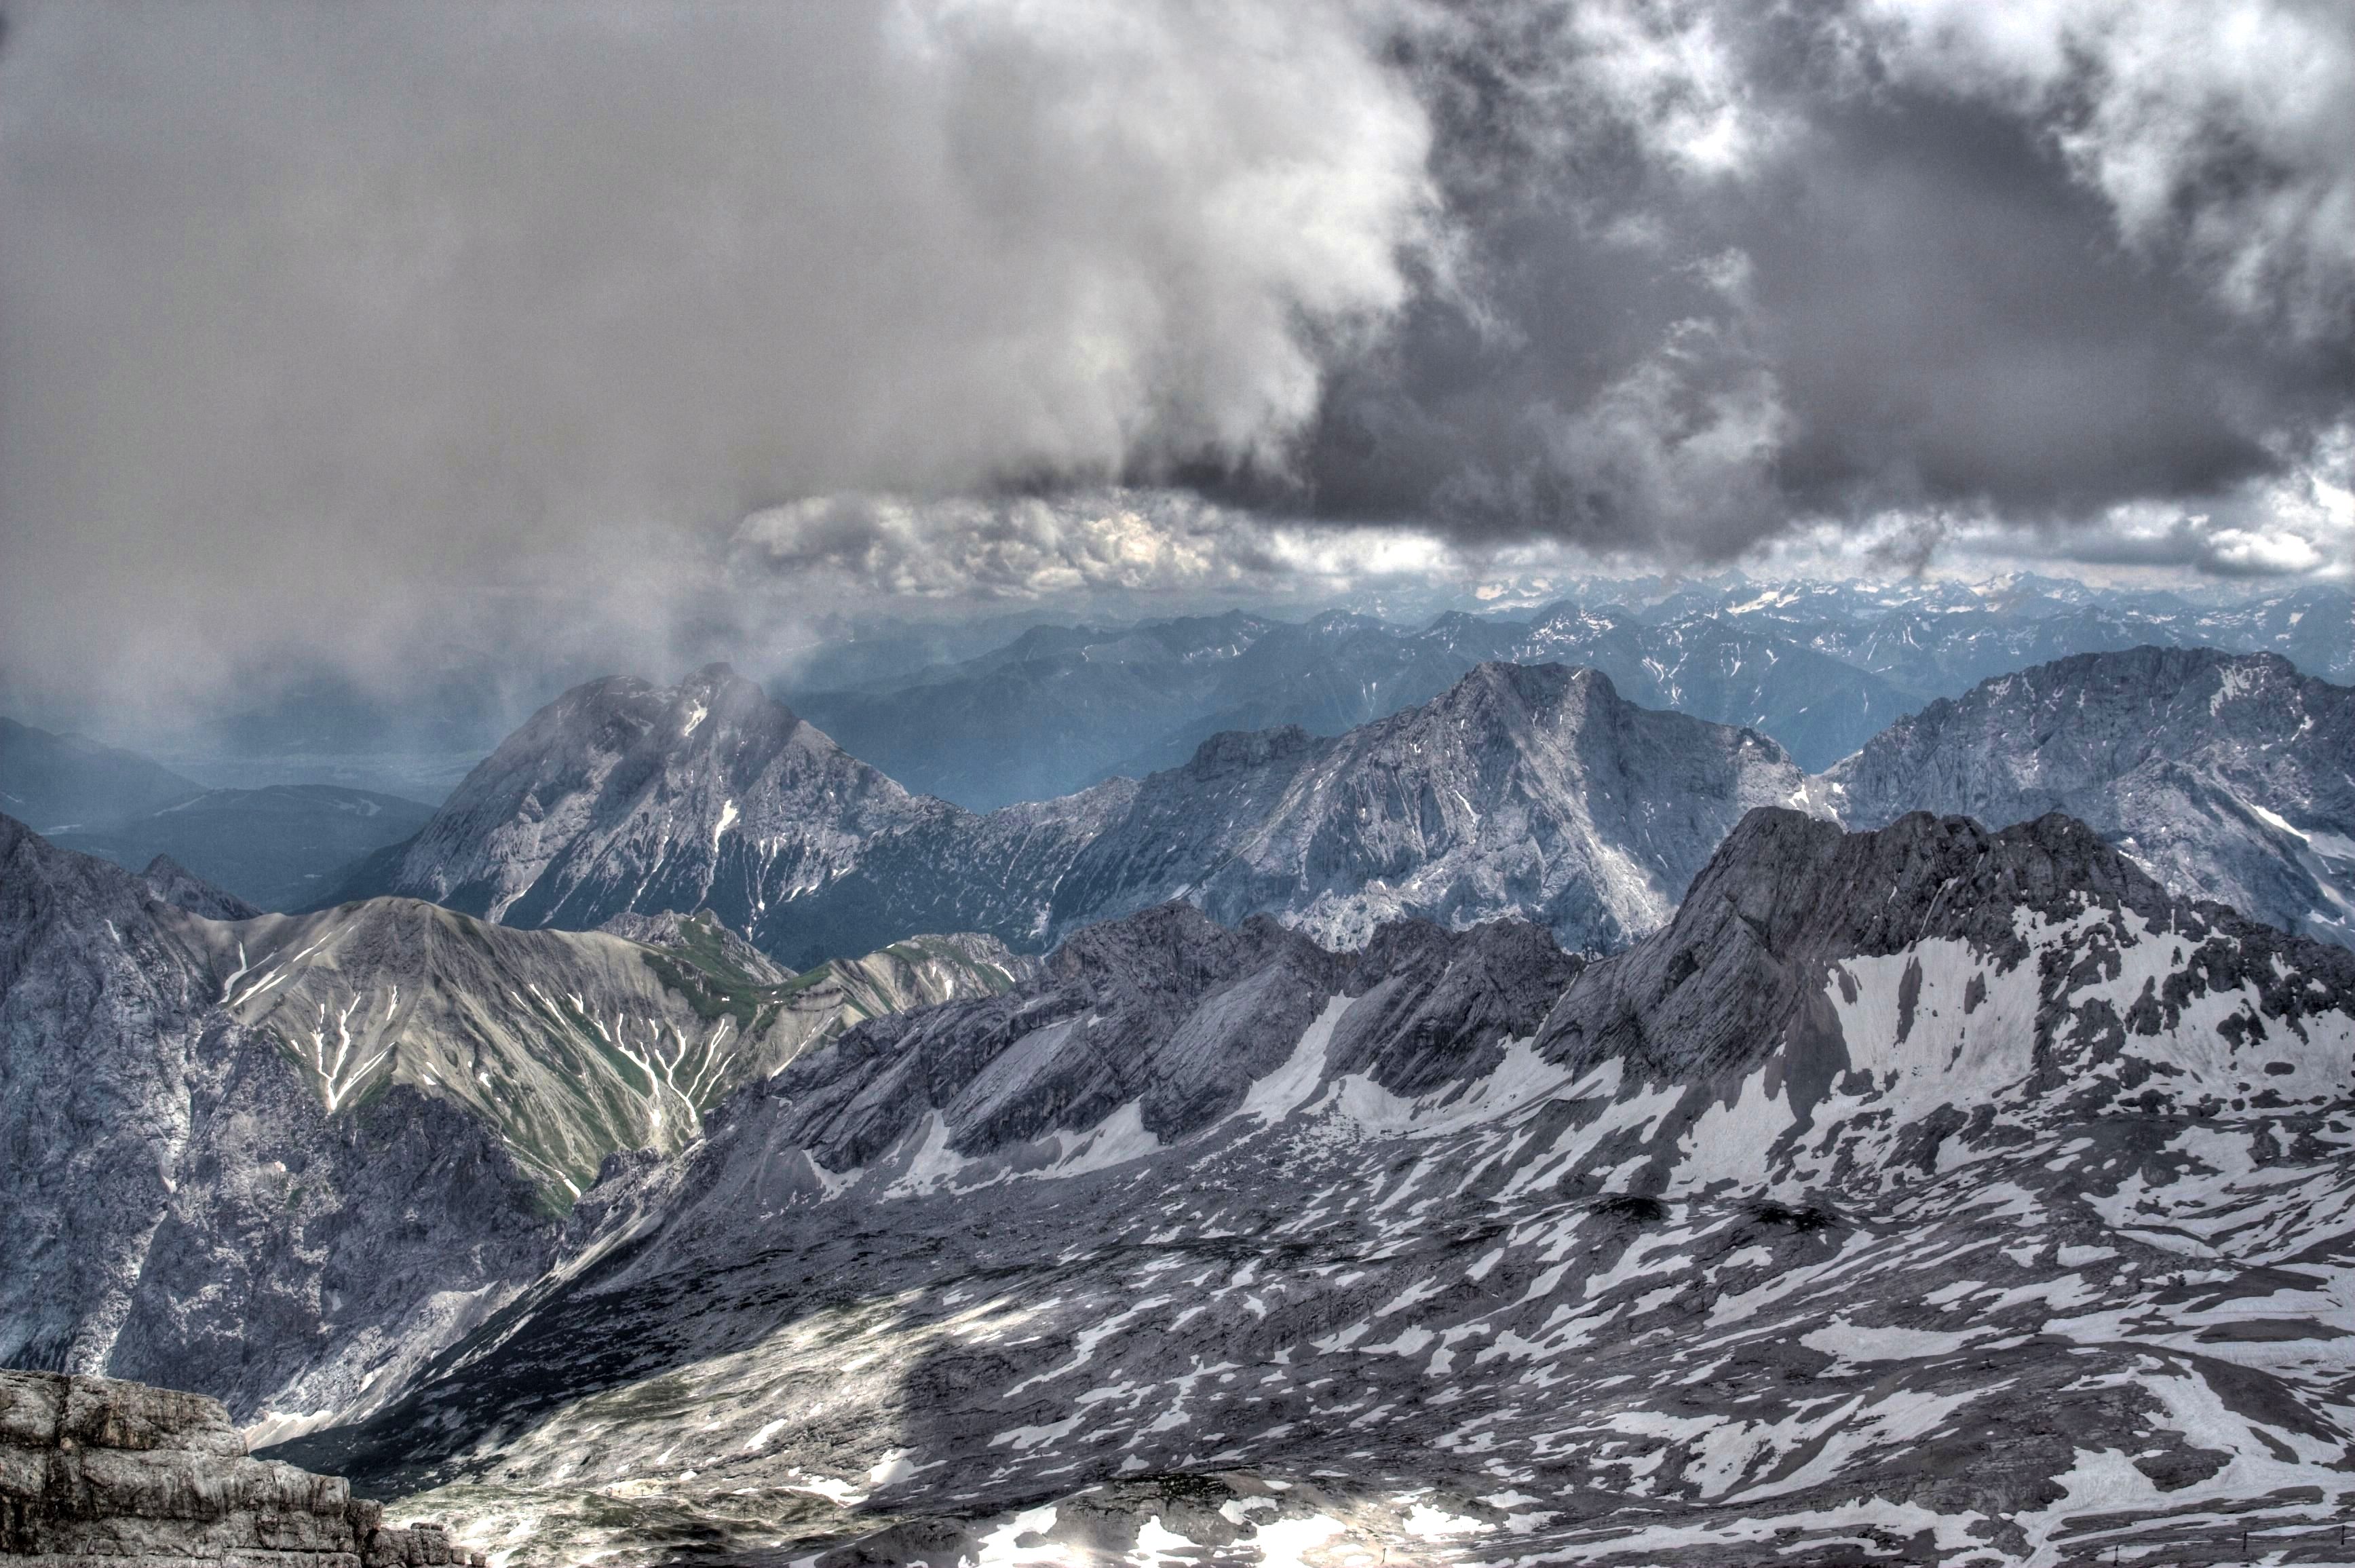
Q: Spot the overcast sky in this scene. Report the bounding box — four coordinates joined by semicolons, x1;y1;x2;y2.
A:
1;0;2349;720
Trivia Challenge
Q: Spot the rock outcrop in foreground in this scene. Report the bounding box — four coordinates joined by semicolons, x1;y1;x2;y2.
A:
0;1369;478;1566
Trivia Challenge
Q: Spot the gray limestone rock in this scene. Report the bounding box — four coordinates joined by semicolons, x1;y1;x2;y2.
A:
1048;661;1812;953
0;815;1022;1439
1824;646;2355;947
325;664;1120;970
271;809;2355;1567
339;660;1816;968
0;1368;480;1566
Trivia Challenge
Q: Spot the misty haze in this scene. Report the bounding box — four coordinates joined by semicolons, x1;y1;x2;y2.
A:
3;3;2353;1565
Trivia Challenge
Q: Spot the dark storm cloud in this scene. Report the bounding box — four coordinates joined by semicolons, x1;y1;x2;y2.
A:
1281;0;2355;556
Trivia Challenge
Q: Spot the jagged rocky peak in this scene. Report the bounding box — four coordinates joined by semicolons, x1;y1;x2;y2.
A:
0;1369;480;1565
1531;807;2194;1084
1539;803;2355;1188
1672;806;2177;970
1823;645;2355;946
358;662;940;934
1049;659;1815;953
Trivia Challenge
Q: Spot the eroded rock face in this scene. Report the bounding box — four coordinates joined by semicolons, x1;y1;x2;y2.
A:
0;1369;479;1566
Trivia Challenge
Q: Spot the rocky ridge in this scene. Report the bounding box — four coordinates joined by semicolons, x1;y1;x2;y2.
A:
1826;646;2355;947
335;646;2355;982
273;808;2355;1566
1050;660;1809;953
0;1368;479;1565
166;898;1028;1200
339;660;1814;964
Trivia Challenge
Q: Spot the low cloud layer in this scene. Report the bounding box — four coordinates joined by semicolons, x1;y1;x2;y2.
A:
0;0;2348;722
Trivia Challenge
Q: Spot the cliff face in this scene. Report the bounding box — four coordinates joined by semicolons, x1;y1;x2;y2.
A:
0;1369;478;1566
0;817;563;1441
1824;647;2355;947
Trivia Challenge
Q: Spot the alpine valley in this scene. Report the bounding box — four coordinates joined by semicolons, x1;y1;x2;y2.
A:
3;583;2354;1567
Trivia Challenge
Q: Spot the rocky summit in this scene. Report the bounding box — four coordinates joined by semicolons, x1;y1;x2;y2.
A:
325;663;1124;969
265;808;2355;1566
1044;660;1810;953
0;1368;478;1566
1826;647;2355;949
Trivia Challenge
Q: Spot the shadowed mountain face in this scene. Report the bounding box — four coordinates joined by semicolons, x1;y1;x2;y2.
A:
51;783;435;911
338;662;1814;965
267;808;2355;1566
0;815;1024;1442
1827;647;2355;949
138;854;265;921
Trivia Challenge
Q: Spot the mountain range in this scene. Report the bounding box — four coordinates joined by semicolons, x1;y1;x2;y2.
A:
330;659;1817;964
790;575;2352;805
0;815;1021;1443
50;783;436;911
250;806;2355;1565
330;645;2352;968
7;583;2355;1564
0;716;438;909
1827;646;2355;947
0;714;204;830
13;572;2341;875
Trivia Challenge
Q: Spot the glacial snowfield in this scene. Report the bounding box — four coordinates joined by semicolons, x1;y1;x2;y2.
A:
273;810;2355;1567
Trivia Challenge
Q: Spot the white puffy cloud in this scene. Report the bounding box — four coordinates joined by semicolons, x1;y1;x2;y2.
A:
1858;0;2355;334
732;489;1457;603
